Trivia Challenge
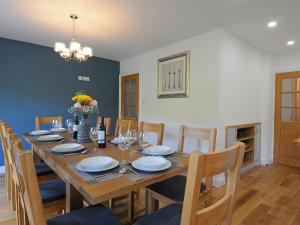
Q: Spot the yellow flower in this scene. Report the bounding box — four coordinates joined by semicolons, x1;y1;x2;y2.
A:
72;94;93;105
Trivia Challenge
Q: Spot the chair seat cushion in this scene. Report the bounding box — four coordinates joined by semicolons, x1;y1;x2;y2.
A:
47;204;121;225
40;179;65;204
136;204;182;225
35;163;54;176
147;175;206;202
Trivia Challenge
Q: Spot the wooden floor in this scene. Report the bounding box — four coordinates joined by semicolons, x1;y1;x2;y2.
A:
1;164;300;225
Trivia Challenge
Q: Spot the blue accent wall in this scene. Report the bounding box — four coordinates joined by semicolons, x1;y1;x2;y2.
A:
0;37;120;166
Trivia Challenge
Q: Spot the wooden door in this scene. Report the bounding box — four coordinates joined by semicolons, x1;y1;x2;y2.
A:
121;74;139;120
274;71;300;167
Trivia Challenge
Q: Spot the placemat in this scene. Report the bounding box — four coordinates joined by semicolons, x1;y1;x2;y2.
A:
67;162;185;184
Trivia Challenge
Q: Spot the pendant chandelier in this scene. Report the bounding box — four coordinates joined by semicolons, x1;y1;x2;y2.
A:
54;14;92;62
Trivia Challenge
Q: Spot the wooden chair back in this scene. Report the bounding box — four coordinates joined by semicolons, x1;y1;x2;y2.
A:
114;118;138;137
12;140;47;225
1;123;22;212
0;120;13;202
177;125;217;153
0;120;9;173
139;121;165;145
180;142;245;225
35;116;62;130
97;116;112;135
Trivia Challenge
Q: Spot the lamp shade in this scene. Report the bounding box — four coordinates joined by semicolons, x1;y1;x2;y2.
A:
60;48;71;58
82;47;93;57
70;41;81;52
54;42;66;52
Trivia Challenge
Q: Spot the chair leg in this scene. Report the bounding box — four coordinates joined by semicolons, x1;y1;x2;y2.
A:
145;190;159;214
11;181;16;211
6;163;12;200
108;198;115;209
128;191;135;223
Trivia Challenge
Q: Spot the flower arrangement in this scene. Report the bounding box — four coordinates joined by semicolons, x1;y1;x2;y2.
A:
68;91;98;115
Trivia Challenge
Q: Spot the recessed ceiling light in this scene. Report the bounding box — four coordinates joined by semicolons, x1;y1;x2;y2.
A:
267;21;277;28
287;40;295;46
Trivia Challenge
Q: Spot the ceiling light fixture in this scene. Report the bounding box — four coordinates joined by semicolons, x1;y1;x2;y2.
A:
54;14;93;62
267;21;277;28
287;40;295;46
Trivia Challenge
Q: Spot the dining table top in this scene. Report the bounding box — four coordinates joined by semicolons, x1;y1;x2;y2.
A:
23;132;189;207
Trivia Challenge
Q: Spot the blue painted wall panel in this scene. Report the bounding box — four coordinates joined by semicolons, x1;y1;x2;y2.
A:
0;38;120;166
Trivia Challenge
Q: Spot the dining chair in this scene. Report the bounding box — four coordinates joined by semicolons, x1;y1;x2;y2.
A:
136;142;245;225
146;126;217;213
12;141;122;225
0;120;12;200
139;121;165;145
97;116;112;135
8;131;66;218
114;118;138;137
35;116;62;130
2;123;56;183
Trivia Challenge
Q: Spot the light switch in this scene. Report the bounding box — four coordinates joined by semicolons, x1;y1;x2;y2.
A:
83;76;90;82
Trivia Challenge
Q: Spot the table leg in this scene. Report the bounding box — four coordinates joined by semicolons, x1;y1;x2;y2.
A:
66;183;83;212
32;147;41;163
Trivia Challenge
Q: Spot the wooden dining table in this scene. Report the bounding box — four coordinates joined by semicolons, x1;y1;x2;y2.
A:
23;132;189;216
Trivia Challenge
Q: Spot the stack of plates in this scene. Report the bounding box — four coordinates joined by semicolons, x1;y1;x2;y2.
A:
50;127;66;133
50;143;85;154
29;130;51;136
132;156;172;172
36;134;63;142
76;156;119;172
144;145;176;156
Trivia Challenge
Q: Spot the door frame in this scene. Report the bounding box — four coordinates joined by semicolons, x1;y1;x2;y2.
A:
120;73;139;120
274;71;300;165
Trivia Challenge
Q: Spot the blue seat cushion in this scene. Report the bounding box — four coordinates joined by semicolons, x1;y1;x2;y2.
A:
40;179;65;204
35;163;54;176
136;204;182;225
47;204;121;225
147;175;206;202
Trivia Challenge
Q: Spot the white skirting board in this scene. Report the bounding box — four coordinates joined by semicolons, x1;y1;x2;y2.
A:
0;166;5;176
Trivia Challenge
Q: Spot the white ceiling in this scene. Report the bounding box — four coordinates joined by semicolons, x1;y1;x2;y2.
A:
0;0;299;60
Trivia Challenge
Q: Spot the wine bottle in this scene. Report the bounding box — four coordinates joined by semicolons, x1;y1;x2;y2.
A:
98;116;106;148
73;114;79;140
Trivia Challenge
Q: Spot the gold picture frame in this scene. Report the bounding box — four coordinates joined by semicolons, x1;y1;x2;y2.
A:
157;51;190;98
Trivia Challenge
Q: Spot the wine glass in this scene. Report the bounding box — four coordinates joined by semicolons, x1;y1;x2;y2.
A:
66;121;74;140
127;129;137;145
118;132;129;166
52;120;59;134
138;131;150;150
90;127;98;152
65;118;72;128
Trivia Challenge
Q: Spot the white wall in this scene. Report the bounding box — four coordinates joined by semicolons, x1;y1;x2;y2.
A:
218;30;271;164
121;29;222;152
120;28;272;163
272;52;300;73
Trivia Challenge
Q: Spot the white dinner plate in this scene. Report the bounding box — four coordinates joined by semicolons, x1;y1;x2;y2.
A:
50;127;66;133
76;156;118;172
50;143;85;153
132;156;172;172
144;145;175;156
29;130;51;136
36;134;63;142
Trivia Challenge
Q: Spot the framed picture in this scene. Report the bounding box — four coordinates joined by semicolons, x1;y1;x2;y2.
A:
157;51;190;98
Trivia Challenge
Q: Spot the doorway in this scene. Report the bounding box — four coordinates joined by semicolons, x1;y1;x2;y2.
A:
120;74;139;120
274;71;300;167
